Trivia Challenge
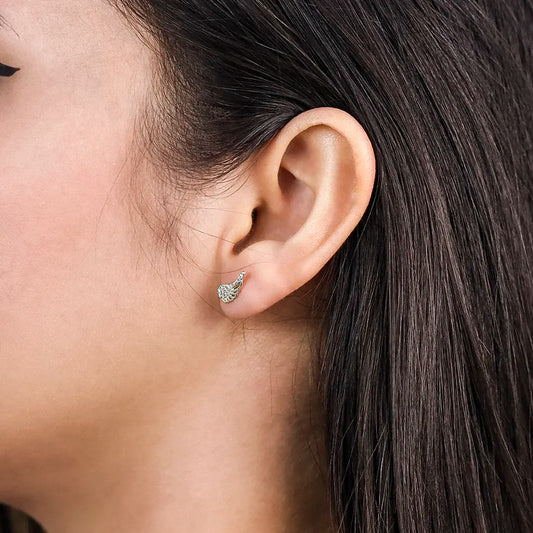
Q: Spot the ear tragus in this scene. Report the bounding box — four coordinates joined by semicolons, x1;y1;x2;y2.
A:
233;207;259;255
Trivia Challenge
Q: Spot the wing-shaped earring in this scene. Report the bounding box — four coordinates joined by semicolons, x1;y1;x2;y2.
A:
217;271;246;303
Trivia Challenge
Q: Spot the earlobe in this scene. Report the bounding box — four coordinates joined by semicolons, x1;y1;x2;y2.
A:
215;107;375;319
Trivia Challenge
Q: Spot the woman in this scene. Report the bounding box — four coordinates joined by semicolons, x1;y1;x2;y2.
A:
0;1;531;531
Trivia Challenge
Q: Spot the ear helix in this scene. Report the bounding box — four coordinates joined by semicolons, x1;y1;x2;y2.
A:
217;271;246;303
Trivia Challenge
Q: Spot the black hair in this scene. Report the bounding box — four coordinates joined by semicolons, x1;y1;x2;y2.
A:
2;1;532;531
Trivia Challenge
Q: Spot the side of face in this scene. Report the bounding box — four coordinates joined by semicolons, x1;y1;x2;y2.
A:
0;0;207;499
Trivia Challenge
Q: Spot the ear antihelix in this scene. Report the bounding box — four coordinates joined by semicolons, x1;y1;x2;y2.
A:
217;271;246;303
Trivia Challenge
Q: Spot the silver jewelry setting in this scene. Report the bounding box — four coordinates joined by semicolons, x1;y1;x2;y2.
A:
217;271;246;303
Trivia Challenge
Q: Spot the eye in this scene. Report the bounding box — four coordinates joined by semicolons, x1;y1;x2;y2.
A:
0;62;19;77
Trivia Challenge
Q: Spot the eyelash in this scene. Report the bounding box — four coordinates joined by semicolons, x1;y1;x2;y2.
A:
0;62;19;77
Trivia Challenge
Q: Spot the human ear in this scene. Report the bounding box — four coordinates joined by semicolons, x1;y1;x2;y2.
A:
213;107;375;319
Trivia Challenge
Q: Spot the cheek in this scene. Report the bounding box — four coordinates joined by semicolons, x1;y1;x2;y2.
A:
0;105;157;488
1;162;108;297
0;48;147;337
0;116;130;322
1;85;119;284
0;1;154;344
0;73;145;417
0;153;131;416
0;1;188;495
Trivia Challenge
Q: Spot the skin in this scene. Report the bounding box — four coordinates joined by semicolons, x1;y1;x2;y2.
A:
0;1;375;531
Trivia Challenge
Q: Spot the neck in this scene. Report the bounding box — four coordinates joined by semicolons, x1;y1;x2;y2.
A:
11;323;333;532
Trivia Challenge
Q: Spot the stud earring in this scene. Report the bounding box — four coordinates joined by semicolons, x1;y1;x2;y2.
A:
217;271;246;303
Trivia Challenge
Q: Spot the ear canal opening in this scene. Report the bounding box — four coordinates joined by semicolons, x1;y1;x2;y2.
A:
233;207;259;254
